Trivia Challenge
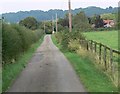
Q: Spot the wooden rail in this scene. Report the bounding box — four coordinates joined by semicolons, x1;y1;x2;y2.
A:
79;39;119;85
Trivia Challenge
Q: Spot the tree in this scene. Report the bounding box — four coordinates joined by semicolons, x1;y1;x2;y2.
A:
58;13;69;28
89;15;104;28
94;15;104;28
44;21;53;34
73;11;91;31
101;13;115;20
109;6;113;10
19;17;38;30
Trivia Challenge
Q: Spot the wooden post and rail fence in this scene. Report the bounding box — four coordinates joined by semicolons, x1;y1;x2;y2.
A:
79;39;120;86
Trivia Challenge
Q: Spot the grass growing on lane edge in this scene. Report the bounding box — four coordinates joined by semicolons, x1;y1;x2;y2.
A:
2;35;44;92
51;34;118;92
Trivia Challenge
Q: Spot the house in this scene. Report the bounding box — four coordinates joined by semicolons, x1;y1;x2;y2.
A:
91;24;95;28
103;20;115;28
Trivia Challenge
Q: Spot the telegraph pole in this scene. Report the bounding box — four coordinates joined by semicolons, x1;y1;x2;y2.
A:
44;22;46;33
68;0;72;32
52;16;54;33
56;13;58;33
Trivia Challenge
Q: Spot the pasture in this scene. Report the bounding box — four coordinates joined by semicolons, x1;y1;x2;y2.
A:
83;31;119;86
83;31;118;50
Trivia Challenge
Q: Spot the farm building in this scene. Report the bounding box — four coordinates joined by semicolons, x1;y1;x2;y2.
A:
103;20;115;27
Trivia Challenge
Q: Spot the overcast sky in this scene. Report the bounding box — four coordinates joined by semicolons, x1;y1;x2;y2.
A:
0;0;119;14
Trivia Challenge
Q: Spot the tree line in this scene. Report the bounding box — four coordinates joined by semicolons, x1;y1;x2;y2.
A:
30;11;118;33
17;10;119;34
2;17;44;65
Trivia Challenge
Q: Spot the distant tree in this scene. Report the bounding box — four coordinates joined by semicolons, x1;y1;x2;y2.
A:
19;17;38;30
109;6;113;10
88;17;92;24
73;11;91;31
58;18;69;28
44;21;52;34
101;13;115;20
90;15;104;28
88;15;96;25
58;13;69;28
94;15;104;28
57;24;65;31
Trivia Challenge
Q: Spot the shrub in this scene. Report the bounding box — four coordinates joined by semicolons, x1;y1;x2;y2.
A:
0;20;2;59
2;23;44;64
19;17;38;30
12;24;31;51
54;31;85;50
68;39;80;52
54;32;62;43
45;30;52;34
34;29;44;41
2;24;22;63
60;31;70;50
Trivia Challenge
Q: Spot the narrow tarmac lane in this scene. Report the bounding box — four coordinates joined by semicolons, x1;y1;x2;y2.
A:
8;35;86;92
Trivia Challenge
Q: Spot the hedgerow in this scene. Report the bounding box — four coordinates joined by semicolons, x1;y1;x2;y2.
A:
2;23;44;64
54;31;85;51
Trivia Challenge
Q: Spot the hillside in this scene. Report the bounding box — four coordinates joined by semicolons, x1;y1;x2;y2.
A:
2;6;118;23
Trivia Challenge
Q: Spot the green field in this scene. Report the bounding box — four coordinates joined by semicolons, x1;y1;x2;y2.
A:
83;31;118;50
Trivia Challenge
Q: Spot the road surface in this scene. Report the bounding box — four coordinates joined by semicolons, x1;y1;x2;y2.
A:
8;35;86;92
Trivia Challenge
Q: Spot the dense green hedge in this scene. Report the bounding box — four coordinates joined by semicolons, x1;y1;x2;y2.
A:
54;31;85;50
2;23;44;64
0;20;2;65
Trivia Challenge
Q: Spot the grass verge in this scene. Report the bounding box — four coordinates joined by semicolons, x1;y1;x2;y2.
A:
51;34;118;92
2;35;44;92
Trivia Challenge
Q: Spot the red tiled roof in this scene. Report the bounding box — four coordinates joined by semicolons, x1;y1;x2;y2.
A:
103;20;114;24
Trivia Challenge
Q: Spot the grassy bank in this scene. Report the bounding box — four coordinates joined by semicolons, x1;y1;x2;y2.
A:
51;34;118;92
83;31;118;50
2;35;44;92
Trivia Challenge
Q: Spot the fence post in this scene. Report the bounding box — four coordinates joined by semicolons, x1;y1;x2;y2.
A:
110;49;114;77
104;46;107;70
99;43;102;64
90;40;93;52
94;42;97;53
86;40;89;51
88;41;90;50
79;39;120;83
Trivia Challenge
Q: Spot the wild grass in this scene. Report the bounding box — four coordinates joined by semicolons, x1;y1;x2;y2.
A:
52;34;118;92
83;31;119;87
